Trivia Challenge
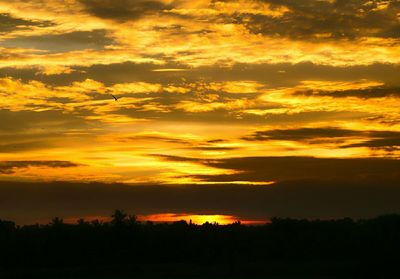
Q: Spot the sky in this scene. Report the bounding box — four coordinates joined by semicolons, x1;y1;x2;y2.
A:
0;0;400;224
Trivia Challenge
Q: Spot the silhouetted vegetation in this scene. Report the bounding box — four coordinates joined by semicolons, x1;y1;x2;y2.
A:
1;211;400;278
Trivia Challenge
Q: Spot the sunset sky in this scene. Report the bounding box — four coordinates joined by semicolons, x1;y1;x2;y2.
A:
1;0;399;224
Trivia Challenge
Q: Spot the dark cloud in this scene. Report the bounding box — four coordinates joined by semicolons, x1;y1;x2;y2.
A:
115;103;366;124
230;0;400;40
1;179;400;224
122;135;238;151
0;110;90;132
188;146;238;151
243;127;360;141
243;127;400;150
0;161;80;174
79;62;400;87
295;87;400;98
0;13;52;34
78;0;174;21
152;24;214;36
192;62;400;88
343;131;400;150
207;139;226;143
0;130;94;154
122;135;191;145
152;154;200;163
0;140;54;153
1;30;114;53
0;110;96;154
156;155;400;183
42;62;173;85
2;62;399;88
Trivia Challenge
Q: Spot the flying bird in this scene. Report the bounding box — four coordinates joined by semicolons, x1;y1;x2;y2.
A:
111;94;120;101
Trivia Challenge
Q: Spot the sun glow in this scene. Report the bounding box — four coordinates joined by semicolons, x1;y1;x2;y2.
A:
138;213;266;225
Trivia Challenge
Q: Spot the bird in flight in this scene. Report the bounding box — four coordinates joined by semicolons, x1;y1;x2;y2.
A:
111;94;120;101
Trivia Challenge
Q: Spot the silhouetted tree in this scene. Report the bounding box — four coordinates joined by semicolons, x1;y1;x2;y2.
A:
111;209;128;226
50;217;64;227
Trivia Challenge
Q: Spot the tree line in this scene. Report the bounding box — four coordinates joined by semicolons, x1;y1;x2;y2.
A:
1;211;400;278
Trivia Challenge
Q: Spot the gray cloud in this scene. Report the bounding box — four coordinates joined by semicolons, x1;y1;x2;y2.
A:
243;127;360;141
78;62;400;87
0;130;93;154
343;131;400;150
0;161;80;174
0;110;90;132
1;30;114;53
122;135;192;145
122;135;238;151
78;0;175;21
0;140;54;153
243;127;400;150
115;104;365;124
152;154;200;163
155;155;400;183
231;0;400;40
295;87;400;98
2;62;399;88
0;13;52;34
0;110;95;154
188;146;239;151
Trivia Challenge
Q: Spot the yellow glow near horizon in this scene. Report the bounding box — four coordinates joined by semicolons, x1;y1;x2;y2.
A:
137;213;266;225
59;213;267;225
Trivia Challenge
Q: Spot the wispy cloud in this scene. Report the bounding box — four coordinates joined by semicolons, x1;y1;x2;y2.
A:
0;160;80;174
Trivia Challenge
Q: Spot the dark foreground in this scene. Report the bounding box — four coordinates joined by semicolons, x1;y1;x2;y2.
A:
1;212;400;278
